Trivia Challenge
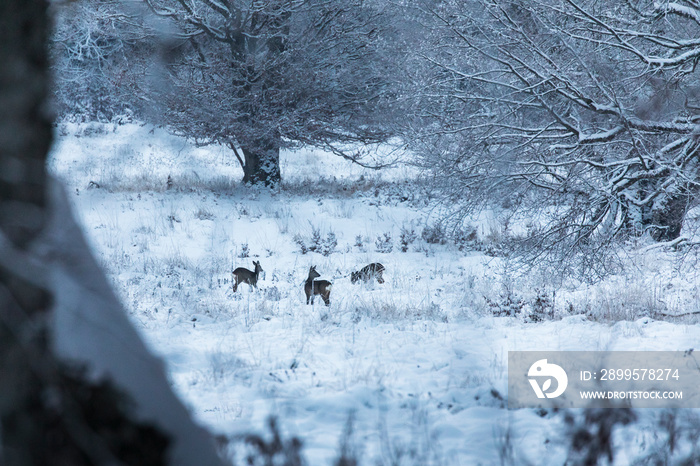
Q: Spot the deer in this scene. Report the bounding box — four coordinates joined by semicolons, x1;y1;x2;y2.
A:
351;262;385;284
232;260;263;292
304;265;332;306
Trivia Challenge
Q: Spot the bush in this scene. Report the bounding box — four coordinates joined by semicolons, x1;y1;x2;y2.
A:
354;234;367;252
293;234;308;254
308;226;322;253
485;290;524;317
566;409;635;465
322;231;338;256
295;227;337;256
528;288;554;322
454;225;480;251
421;223;447;245
375;232;393;253
224;417;304;466
399;225;417;252
264;286;282;301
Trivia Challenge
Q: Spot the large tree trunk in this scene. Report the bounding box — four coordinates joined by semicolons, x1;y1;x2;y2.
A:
649;191;690;242
622;190;690;242
241;134;281;186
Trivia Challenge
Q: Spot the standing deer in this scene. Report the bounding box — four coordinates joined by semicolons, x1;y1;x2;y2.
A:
304;266;332;306
232;260;263;292
351;263;385;284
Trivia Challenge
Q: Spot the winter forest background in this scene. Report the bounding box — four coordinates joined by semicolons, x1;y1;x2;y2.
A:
4;0;700;464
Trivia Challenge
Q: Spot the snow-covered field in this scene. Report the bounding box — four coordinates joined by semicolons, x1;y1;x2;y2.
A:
49;122;700;465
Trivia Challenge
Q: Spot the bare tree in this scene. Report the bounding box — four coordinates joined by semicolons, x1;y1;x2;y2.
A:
50;0;153;121
0;0;224;464
410;0;700;276
139;0;401;185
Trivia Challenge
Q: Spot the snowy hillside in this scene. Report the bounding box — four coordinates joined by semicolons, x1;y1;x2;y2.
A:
49;122;700;465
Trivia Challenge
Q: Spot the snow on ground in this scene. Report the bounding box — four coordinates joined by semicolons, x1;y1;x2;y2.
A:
49;122;700;465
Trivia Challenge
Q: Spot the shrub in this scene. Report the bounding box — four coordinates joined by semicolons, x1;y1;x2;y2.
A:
375;232;393;253
322;231;338;256
225;417;305;466
293;234;308;254
454;225;480;251
295;227;337;256
354;234;367;252
485;290;524;317
528;288;554;322
264;286;282;301
565;409;635;465
194;207;215;220
399;225;417;252
421;223;447;245
308;225;322;253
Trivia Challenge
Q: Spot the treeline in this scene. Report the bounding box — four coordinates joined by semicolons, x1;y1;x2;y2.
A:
51;0;700;276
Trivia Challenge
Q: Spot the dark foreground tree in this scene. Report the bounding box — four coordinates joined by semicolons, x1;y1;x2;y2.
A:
141;0;400;185
410;0;700;276
0;0;224;464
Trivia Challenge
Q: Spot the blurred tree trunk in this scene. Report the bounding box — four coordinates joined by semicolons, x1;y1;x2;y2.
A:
0;1;225;464
0;0;51;244
0;0;56;462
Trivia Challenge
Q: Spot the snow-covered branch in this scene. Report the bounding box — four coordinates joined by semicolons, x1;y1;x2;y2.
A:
408;0;700;257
